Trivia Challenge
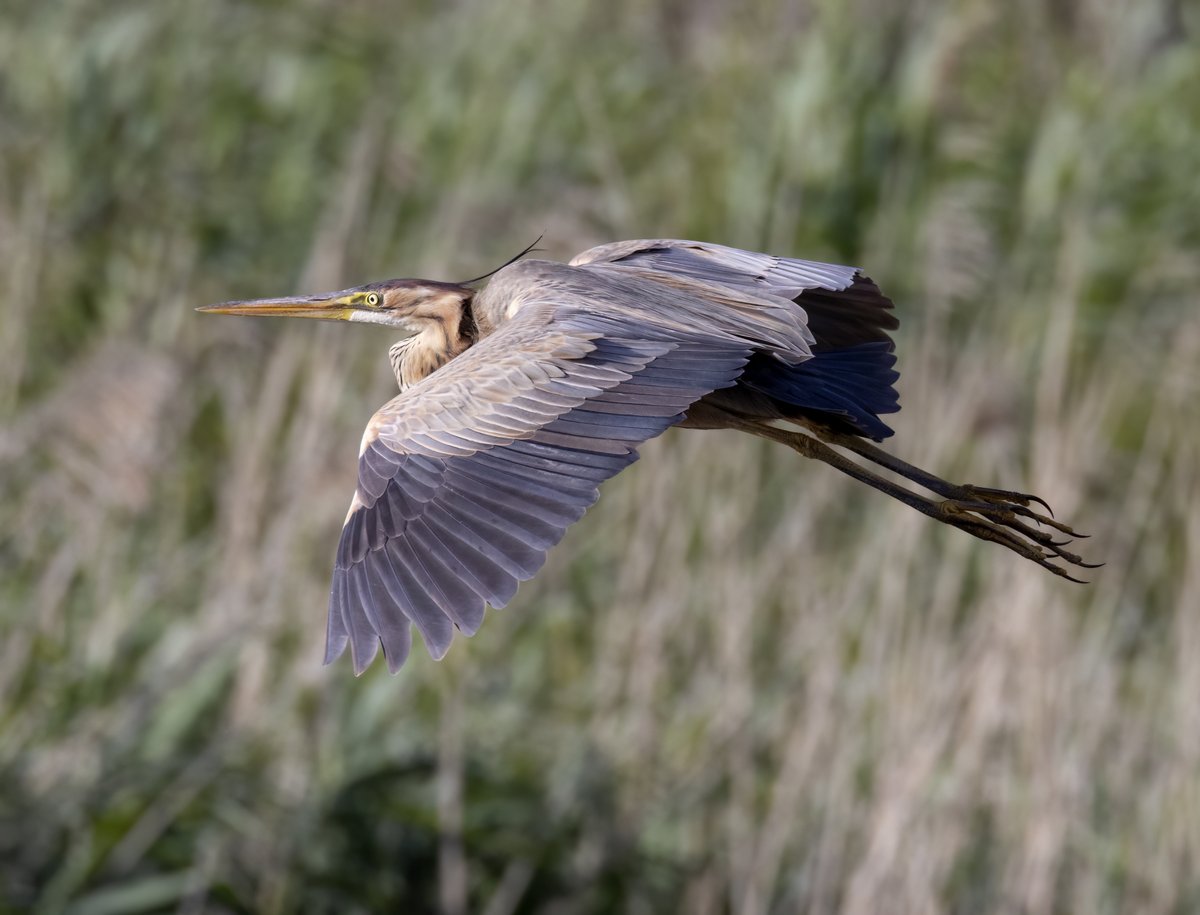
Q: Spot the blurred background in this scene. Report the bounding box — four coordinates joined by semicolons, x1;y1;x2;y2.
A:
1;0;1198;912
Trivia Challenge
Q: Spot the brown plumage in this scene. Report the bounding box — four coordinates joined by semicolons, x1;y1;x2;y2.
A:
199;239;1095;674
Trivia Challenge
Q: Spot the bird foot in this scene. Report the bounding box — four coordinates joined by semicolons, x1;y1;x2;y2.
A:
932;496;1100;582
742;420;1099;581
939;484;1083;538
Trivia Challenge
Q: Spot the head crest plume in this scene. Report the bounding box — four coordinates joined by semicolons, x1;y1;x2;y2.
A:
457;234;544;286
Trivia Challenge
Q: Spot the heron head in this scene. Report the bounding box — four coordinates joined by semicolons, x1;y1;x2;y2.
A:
197;278;474;330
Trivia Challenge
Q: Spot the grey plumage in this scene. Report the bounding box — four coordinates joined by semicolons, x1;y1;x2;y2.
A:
199;238;1095;675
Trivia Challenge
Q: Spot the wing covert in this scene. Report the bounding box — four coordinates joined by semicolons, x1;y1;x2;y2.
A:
570;238;862;301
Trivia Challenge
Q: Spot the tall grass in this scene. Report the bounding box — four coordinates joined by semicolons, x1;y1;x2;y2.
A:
1;0;1198;912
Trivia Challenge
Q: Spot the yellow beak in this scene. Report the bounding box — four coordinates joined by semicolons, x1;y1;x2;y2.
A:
196;293;353;321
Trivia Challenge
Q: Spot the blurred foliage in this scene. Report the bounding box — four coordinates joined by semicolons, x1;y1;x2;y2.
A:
1;0;1198;912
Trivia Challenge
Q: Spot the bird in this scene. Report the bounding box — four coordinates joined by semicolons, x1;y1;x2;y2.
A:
199;238;1095;674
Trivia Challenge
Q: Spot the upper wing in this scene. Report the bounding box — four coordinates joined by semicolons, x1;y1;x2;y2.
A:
570;239;900;441
571;239;898;350
328;305;752;674
570;238;860;301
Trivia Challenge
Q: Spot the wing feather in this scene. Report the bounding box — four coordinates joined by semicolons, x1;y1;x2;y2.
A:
570;239;898;355
570;238;860;297
418;514;521;608
405;519;498;611
345;569;383;673
364;556;415;672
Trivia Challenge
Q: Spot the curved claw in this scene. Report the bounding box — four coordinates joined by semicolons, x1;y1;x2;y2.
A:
1028;494;1055;518
963;485;1056;518
988;501;1079;536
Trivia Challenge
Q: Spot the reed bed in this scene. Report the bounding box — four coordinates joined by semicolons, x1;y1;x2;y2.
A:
1;1;1197;911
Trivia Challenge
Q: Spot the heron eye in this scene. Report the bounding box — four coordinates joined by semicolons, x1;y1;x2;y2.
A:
365;293;381;307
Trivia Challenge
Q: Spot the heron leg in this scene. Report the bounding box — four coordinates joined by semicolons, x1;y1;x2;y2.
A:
742;422;1096;581
811;428;1081;538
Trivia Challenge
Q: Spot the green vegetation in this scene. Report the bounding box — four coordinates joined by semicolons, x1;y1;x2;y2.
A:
2;1;1198;912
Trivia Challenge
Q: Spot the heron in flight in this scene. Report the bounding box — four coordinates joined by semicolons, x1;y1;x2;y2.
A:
200;239;1093;674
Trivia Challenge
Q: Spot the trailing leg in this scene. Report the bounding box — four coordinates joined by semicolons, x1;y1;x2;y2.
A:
734;420;1097;581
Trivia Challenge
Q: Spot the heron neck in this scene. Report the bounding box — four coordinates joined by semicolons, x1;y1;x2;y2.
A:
389;311;472;391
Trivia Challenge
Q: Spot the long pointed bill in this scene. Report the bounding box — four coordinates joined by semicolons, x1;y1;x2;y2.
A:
196;292;354;322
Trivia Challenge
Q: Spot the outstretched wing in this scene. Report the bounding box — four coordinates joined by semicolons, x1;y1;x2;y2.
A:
328;304;752;674
571;238;897;349
572;239;901;439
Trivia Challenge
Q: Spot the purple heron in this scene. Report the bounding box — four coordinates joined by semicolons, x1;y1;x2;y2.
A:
200;239;1094;674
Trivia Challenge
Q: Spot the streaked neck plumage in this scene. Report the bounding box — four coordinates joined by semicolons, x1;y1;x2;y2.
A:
388;299;475;391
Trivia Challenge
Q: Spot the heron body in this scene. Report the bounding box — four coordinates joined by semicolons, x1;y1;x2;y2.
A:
200;239;1093;674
